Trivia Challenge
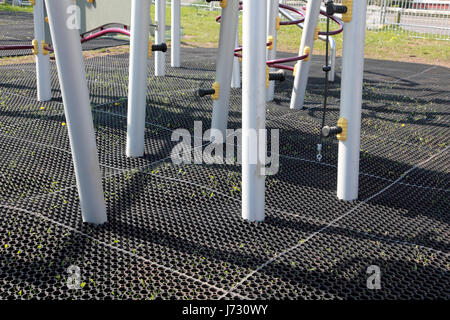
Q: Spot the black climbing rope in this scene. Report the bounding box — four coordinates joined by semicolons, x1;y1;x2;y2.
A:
317;0;332;162
317;0;347;162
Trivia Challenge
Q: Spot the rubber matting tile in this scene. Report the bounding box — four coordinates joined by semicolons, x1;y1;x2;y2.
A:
231;231;450;299
0;44;449;299
0;206;226;299
7;171;339;297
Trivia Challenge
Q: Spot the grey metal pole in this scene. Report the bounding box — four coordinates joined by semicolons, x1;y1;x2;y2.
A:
33;0;52;101
155;0;166;76
337;0;368;201
231;22;241;89
44;0;107;224
266;0;279;102
126;0;151;158
289;0;321;110
171;0;181;67
210;0;240;142
242;0;267;222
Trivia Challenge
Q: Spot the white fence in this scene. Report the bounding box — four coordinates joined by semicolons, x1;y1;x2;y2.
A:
367;0;450;40
282;0;450;40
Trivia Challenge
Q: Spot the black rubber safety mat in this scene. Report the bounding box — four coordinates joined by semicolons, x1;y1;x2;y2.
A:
0;45;449;300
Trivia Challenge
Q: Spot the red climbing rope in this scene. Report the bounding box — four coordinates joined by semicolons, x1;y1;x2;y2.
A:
217;3;310;72
0;25;130;53
216;2;345;72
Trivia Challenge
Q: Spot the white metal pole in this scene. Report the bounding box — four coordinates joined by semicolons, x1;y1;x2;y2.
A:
155;0;166;76
337;0;367;201
231;23;241;89
126;0;151;158
33;0;51;101
289;0;320;110
266;0;278;102
210;0;239;142
242;0;267;222
44;0;107;224
171;0;181;67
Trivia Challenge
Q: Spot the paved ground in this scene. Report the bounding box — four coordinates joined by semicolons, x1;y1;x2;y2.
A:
0;10;129;57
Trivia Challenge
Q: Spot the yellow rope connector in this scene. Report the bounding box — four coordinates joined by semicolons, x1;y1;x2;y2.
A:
220;0;227;9
267;35;274;50
342;0;353;23
314;27;319;41
212;82;220;100
30;0;35;6
303;46;311;61
148;39;153;59
276;16;281;31
32;39;38;55
41;41;49;55
266;66;270;88
238;57;242;63
336;117;348;141
45;16;49;23
88;0;95;3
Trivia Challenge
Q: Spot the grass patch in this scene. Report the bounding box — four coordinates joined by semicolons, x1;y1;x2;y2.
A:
0;3;33;13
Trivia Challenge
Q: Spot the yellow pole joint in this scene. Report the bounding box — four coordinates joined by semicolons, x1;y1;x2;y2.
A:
303;46;311;61
148;39;153;59
314;27;319;40
266;66;270;88
212;82;220;100
267;35;274;50
276;16;281;31
41;41;49;55
32;39;39;55
220;0;227;9
342;0;353;23
336;117;348;141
